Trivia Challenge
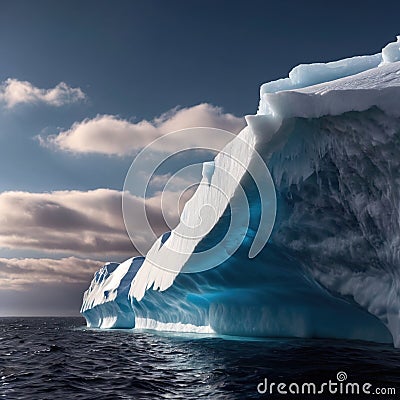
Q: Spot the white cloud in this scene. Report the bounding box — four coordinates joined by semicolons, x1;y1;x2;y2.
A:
41;103;245;156
0;188;184;258
0;78;86;108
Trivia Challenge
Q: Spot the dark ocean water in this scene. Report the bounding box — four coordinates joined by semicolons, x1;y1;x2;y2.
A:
0;317;399;399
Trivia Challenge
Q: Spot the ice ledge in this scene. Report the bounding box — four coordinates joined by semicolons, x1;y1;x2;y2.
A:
256;36;400;131
256;61;400;129
260;36;400;99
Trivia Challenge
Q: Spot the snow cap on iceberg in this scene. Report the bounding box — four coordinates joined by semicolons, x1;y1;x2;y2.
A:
381;35;400;64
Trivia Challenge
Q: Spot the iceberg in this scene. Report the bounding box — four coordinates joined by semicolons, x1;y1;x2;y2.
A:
81;36;400;346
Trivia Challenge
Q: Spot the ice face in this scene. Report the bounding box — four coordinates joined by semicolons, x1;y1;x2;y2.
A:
81;36;400;346
81;245;392;342
81;257;144;328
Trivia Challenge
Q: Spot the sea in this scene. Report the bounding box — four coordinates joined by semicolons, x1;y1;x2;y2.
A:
0;317;399;399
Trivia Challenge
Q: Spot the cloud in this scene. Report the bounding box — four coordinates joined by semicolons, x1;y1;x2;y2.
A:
0;78;85;108
0;257;103;289
0;281;91;316
40;103;245;156
0;187;195;294
0;189;184;258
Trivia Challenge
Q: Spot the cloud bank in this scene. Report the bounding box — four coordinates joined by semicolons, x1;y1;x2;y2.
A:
0;189;184;258
0;188;193;292
0;78;85;108
41;103;245;156
0;257;102;289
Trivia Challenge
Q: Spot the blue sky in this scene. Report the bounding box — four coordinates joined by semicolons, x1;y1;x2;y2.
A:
0;0;399;315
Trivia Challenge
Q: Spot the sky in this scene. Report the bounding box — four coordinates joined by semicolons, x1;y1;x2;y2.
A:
0;0;399;316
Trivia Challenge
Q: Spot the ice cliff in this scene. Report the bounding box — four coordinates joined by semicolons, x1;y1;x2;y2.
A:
81;36;400;347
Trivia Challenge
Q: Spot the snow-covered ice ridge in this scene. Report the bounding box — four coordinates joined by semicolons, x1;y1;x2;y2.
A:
81;37;400;346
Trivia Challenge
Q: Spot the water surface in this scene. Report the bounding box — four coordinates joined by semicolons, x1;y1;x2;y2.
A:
0;317;398;399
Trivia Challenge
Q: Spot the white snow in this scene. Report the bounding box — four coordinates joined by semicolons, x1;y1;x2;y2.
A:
129;125;258;300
